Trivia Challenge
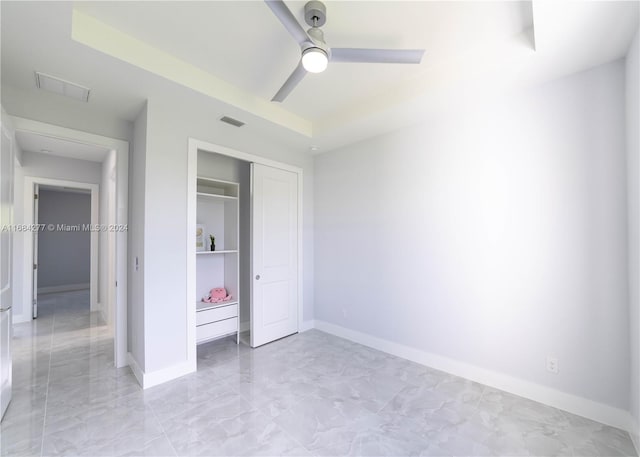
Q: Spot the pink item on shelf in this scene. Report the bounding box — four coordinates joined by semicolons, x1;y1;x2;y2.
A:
201;287;232;303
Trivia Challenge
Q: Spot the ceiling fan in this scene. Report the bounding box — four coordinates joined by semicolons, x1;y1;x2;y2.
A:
265;0;425;102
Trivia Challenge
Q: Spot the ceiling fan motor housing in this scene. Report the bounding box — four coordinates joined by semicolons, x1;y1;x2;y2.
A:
304;1;326;27
307;27;328;47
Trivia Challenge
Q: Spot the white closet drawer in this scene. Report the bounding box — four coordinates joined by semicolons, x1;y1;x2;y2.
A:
197;304;238;326
197;317;238;342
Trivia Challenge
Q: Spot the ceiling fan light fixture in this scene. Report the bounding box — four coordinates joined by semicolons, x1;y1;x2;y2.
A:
302;47;328;73
266;0;424;101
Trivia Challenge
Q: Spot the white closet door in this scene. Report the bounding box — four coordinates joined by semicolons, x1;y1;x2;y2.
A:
251;163;298;347
0;122;15;421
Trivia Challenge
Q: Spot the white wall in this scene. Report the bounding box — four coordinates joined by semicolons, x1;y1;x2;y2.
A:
140;92;314;376
128;103;147;371
627;27;640;451
2;85;133;142
37;189;91;290
21;151;102;185
315;61;629;413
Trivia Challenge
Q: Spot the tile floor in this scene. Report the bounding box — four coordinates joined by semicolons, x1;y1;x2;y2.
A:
0;290;636;456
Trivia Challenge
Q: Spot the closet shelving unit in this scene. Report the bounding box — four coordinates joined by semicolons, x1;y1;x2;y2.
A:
195;177;239;344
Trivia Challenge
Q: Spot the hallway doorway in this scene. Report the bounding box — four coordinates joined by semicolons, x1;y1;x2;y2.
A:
11;118;129;368
34;186;94;318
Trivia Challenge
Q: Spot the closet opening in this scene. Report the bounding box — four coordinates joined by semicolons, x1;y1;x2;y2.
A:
195;152;250;347
187;139;304;371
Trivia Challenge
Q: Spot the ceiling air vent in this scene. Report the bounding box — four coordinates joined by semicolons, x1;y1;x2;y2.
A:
35;72;90;102
220;116;245;127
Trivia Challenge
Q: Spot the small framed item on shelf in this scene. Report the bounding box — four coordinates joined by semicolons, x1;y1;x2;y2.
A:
196;224;205;251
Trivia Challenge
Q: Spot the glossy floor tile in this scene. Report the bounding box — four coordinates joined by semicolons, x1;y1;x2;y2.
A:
0;290;636;456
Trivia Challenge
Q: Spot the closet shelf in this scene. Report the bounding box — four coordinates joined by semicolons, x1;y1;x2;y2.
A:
196;250;238;255
196;192;238;201
196;177;239;198
196;300;238;312
195;175;240;346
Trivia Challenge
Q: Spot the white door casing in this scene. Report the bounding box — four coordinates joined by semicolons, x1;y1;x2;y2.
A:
187;138;304;373
0;121;15;420
251;163;298;347
32;184;38;318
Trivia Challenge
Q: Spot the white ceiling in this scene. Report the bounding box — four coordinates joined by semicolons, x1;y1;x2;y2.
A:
72;1;533;121
15;131;110;163
1;1;638;153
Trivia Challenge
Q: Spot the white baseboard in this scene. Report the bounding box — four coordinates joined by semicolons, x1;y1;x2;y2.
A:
12;310;31;324
38;283;89;295
98;307;108;326
630;415;640;457
127;352;196;389
142;360;196;390
127;352;144;387
238;320;315;334
300;319;315;332
314;319;632;433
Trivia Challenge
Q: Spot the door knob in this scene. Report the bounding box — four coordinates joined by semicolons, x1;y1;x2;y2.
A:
255;275;261;280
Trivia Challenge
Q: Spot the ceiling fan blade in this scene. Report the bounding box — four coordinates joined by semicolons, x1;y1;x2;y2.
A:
272;62;307;102
264;0;311;46
330;48;425;64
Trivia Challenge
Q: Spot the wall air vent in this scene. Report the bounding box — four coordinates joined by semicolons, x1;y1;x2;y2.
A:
219;116;245;127
35;72;91;102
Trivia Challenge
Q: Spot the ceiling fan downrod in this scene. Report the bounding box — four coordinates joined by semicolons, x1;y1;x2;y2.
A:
304;1;326;27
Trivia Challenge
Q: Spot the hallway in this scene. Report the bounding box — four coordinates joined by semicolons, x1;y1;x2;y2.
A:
0;291;144;456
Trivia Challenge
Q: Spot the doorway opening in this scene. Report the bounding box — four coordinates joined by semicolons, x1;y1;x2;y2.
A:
34;185;95;319
187;138;304;373
11;118;128;368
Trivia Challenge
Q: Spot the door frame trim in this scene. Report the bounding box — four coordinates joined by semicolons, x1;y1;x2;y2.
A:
186;138;304;370
23;177;99;317
12;116;129;369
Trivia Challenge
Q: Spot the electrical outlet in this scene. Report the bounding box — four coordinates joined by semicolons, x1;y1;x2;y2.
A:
546;356;559;374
